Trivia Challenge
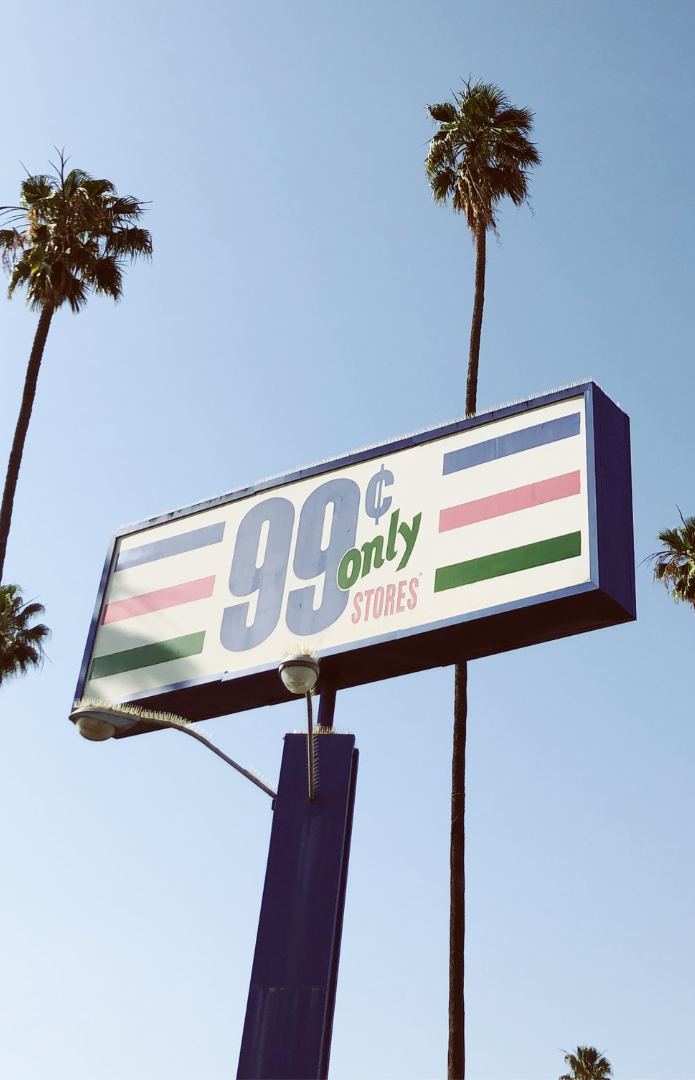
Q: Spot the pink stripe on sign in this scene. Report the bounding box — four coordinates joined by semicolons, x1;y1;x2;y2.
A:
439;471;581;533
102;576;216;624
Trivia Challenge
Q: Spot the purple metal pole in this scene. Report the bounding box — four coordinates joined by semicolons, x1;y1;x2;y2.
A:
237;732;358;1080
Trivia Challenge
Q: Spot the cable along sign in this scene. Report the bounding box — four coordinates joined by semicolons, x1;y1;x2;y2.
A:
75;382;635;731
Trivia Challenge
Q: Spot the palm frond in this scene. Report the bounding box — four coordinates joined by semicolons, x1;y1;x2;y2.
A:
105;227;153;259
428;101;458;123
19;175;53;204
7;255;32;297
89;255;123;299
63;272;91;313
425;79;539;234
0;583;50;684
1;156;152;311
0;229;25;279
71;173;114;199
559;1045;612;1079
108;195;148;220
0;228;22;248
649;513;695;610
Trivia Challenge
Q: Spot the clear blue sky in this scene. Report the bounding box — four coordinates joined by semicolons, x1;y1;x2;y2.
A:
1;2;694;1077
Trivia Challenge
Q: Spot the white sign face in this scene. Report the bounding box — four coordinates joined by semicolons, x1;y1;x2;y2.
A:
76;384;634;719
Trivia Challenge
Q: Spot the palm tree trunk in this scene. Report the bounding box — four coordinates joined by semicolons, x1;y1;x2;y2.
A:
448;660;467;1079
0;304;54;581
450;220;485;1080
465;223;486;418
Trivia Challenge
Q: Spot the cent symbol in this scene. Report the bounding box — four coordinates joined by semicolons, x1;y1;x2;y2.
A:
364;464;393;526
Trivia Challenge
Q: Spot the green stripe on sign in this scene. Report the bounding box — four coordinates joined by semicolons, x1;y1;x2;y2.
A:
434;531;581;593
89;631;206;680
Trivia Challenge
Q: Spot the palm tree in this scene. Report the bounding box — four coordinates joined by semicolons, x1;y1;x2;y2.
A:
650;512;695;610
559;1045;613;1080
0;584;49;684
425;81;539;1080
0;153;152;582
425;79;540;419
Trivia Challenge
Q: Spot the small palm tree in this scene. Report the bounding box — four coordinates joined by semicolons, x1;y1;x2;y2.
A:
650;512;695;610
559;1045;613;1080
0;584;49;684
425;81;539;1080
0;153;152;581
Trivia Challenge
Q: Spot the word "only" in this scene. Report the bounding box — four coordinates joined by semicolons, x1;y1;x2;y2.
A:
337;508;422;590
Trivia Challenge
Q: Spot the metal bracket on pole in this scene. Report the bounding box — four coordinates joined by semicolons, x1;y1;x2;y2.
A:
306;691;316;801
317;679;336;730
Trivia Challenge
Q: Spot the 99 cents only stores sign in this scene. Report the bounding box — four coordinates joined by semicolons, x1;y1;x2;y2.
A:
75;382;635;730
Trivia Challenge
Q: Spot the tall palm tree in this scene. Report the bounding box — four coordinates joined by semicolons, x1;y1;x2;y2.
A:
0;584;49;684
425;80;540;419
559;1045;613;1080
0;153;152;582
650;512;695;610
425;81;539;1080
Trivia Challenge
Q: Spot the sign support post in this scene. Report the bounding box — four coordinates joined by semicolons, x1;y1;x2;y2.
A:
237;732;358;1080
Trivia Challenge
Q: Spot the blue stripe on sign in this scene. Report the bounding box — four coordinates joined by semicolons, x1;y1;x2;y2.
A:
115;522;225;572
442;413;581;475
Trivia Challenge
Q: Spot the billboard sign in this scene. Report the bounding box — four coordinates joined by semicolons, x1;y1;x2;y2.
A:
75;382;635;732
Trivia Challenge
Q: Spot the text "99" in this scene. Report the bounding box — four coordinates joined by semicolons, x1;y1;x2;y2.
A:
220;478;360;652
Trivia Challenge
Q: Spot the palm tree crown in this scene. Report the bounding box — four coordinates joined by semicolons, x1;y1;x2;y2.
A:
0;154;152;584
425;81;540;422
425;79;540;235
559;1045;613;1080
0;584;50;684
650;513;695;610
0;152;152;312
